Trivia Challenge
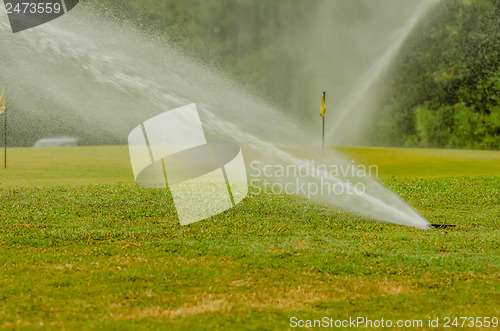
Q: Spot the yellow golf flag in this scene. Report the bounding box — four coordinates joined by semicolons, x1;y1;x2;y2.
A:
320;92;326;118
0;90;5;116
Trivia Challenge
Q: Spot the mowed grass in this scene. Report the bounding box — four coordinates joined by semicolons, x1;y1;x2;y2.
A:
0;146;498;330
0;146;134;187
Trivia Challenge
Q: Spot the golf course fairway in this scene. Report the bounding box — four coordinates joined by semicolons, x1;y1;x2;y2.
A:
0;146;498;329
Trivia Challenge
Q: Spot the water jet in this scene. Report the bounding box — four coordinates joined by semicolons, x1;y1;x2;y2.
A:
0;1;439;229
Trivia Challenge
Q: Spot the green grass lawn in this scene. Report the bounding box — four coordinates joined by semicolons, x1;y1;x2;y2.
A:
0;146;498;329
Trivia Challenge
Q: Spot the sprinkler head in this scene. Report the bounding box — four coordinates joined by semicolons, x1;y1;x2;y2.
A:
430;224;456;229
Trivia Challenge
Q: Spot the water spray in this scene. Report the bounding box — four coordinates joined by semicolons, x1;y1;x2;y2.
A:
0;2;435;229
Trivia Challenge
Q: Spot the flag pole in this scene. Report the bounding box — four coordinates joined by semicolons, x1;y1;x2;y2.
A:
4;107;6;169
321;91;326;154
1;89;5;169
322;116;325;147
